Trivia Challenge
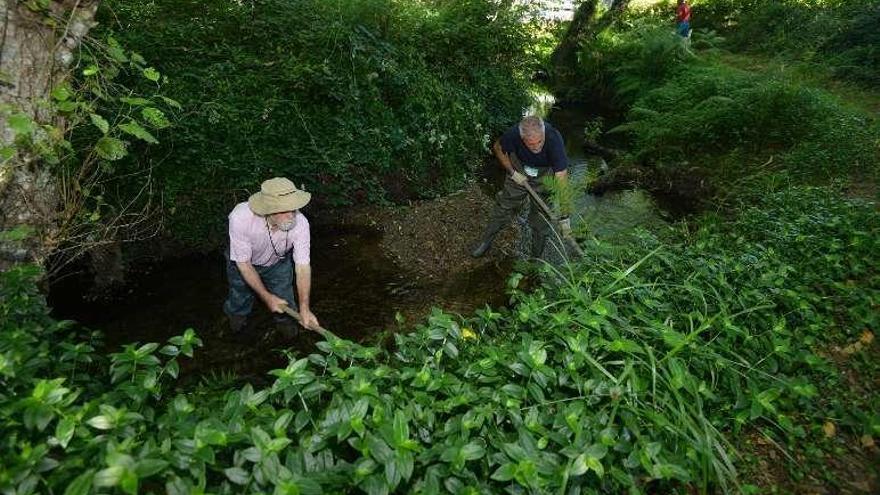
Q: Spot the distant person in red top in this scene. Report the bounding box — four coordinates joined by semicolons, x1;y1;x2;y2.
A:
676;0;691;38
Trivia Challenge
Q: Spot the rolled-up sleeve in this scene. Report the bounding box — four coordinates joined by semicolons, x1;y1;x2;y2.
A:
292;213;311;265
228;211;252;263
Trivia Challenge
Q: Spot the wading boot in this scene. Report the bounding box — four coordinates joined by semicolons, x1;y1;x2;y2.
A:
470;239;493;258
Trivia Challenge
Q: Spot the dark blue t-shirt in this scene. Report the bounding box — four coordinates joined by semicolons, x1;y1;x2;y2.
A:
499;123;568;173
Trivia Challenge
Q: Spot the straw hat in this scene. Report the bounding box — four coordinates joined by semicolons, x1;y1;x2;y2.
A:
248;177;311;215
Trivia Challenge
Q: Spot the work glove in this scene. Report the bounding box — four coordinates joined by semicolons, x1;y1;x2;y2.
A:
510;170;528;186
559;217;572;238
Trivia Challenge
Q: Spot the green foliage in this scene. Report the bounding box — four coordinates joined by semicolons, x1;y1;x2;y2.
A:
572;10;879;181
3;184;877;493
692;0;880;86
611;63;880;179
0;28;177;269
100;0;533;246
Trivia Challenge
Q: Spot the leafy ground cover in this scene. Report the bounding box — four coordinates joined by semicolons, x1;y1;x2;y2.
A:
3;2;878;493
3;183;878;494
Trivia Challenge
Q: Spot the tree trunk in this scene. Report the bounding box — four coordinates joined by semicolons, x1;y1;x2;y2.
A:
550;0;630;91
0;0;98;271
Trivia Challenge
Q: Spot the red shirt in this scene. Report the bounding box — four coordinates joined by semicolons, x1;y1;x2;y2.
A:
677;3;691;22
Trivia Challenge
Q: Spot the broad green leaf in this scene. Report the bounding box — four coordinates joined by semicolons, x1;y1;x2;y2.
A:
274;410;294;435
94;137;127;161
135;459;168;477
586;456;604;477
160;96;182;110
118;121;158;144
224;467;249;485
385;457;400;488
585;443;608;460
460;441;485;461
8;113;34;136
120;97;151;106
89;114;109;135
570;454;589;476
93;466;124;487
63;470;94;495
51;85;72;102
355;458;377;477
120;469;138;495
490;463;516;481
143;67;160;82
392;410;409;447
54;417;75;448
142;107;170;129
86;415;113;430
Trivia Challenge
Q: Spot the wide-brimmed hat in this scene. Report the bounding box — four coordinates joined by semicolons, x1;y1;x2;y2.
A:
248;177;311;215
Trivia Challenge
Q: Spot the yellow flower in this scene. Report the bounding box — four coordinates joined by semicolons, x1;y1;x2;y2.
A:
461;327;477;340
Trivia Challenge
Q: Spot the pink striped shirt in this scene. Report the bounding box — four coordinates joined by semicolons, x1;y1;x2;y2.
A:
228;202;310;267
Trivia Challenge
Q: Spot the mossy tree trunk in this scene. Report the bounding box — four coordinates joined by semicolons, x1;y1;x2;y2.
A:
0;0;98;270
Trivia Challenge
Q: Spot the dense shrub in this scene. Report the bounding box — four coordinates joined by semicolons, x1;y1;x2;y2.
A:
611;63;880;179
99;0;533;245
3;185;878;493
691;0;880;86
572;12;879;181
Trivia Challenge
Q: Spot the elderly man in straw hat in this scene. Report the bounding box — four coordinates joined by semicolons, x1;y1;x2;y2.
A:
223;177;320;336
471;115;569;259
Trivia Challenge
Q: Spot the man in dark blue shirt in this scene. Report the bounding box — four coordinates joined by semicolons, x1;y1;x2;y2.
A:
472;116;570;258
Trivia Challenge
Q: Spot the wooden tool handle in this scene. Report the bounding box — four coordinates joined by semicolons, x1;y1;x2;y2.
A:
280;305;336;339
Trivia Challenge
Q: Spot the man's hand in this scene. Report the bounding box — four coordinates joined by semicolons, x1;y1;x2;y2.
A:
264;294;289;313
511;171;528;186
559;217;572;238
300;308;320;331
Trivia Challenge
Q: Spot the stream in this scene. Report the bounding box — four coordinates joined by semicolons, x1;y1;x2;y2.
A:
48;97;678;384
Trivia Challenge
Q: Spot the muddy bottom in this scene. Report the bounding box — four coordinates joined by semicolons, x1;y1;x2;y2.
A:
48;203;514;383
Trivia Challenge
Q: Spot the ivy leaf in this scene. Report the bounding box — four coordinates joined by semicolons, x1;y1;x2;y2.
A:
141;107;170;129
89;114;109;135
8;113;34;136
143;67;160;82
118;121;158;144
51;85;72;102
94;137;128;161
